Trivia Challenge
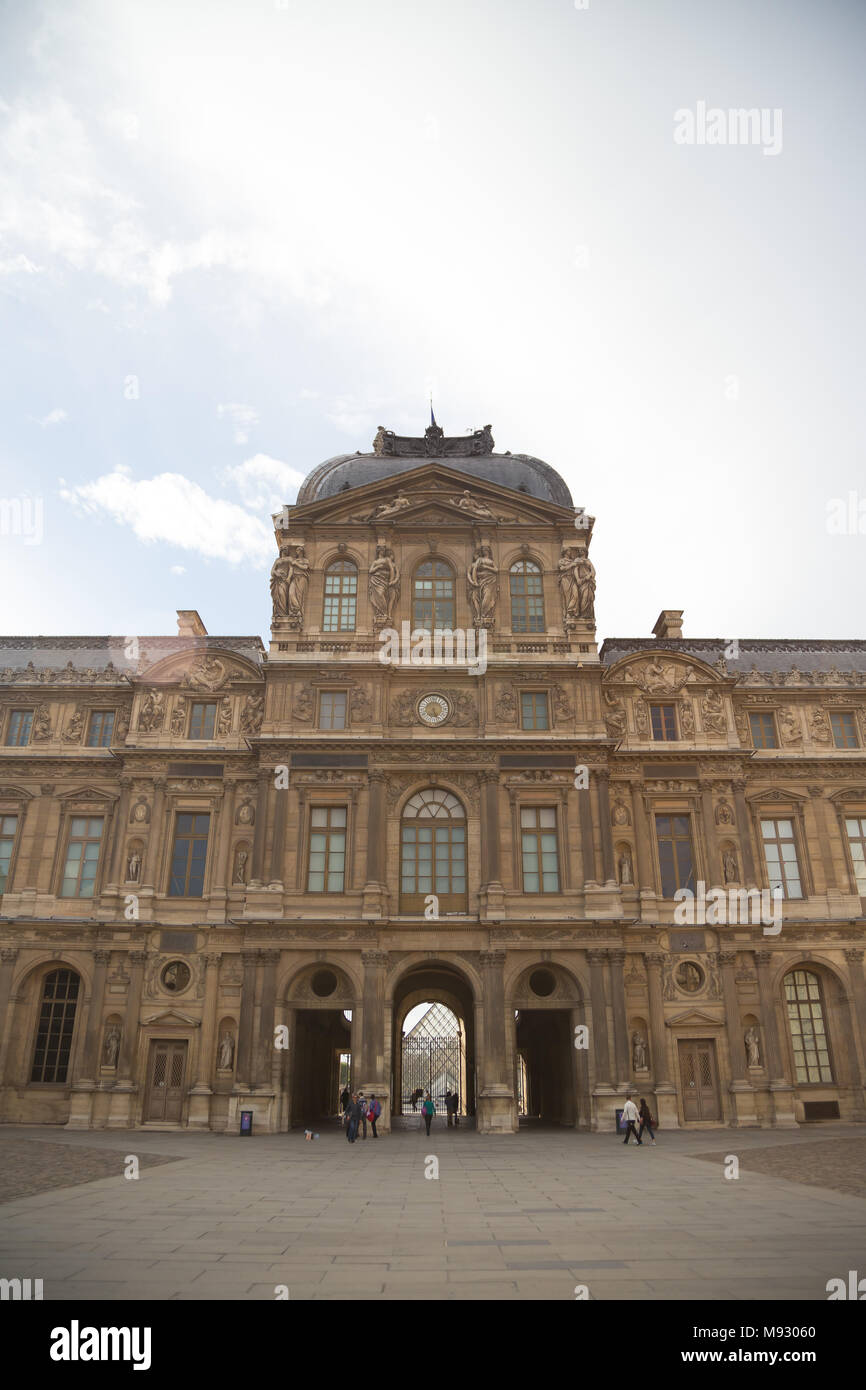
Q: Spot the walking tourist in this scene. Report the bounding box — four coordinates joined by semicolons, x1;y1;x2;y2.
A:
358;1092;368;1139
368;1094;382;1138
638;1097;657;1144
422;1091;435;1136
346;1092;361;1144
451;1088;459;1125
621;1094;642;1145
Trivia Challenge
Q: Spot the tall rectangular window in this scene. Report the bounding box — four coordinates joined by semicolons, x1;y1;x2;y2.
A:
749;712;777;749
650;704;677;741
60;816;104;898
520;807;560;893
86;710;115;747
521;692;549;730
319;691;347;730
169;813;211;896
845;816;866;894
189;702;217;740
785;971;833;1083
830;712;859;749
655;814;695;897
323;562;357;632
307;807;347;892
30;970;80;1084
761;818;803;899
6;710;33;746
0;814;18;893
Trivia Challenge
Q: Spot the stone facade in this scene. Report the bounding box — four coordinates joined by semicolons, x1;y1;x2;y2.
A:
1;425;865;1134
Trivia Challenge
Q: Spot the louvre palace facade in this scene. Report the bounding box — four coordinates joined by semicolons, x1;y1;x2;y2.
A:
1;422;865;1135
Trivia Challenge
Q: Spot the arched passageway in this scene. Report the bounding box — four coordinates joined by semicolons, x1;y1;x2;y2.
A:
391;962;476;1119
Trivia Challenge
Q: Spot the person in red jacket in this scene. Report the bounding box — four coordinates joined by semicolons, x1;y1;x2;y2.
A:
368;1095;382;1138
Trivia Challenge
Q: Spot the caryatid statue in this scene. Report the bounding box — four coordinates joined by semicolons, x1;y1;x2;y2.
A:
368;545;400;626
557;546;582;625
270;543;310;628
575;548;596;622
466;544;498;627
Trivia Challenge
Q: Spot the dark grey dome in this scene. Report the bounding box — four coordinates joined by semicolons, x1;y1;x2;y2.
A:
296;425;573;509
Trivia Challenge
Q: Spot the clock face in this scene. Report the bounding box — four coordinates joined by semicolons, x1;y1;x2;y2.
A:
418;694;450;726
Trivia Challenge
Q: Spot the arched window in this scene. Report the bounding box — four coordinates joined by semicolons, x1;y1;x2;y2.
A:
322;561;357;632
400;789;467;914
510;560;545;633
413;560;455;631
784;969;833;1083
30;969;80;1083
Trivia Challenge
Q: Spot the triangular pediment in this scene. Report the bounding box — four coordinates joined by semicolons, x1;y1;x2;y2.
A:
287;462;576;529
665;1008;722;1028
143;1009;199;1027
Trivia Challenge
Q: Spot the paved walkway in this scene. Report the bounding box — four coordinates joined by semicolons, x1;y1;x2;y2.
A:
1;1123;864;1300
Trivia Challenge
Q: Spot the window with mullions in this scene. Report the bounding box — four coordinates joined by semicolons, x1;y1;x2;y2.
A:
785;970;833;1083
521;692;549;730
412;560;455;631
319;691;347;730
761;817;803;899
520;807;560;893
845;815;866;894
749;712;778;749
400;790;466;913
510;561;545;633
830;712;859;749
323;561;357;632
168;813;211;897
6;710;33;746
655;814;695;897
0;814;18;892
650;704;677;741
87;710;115;747
307;806;347;892
189;702;217;740
30;969;80;1083
60;817;104;898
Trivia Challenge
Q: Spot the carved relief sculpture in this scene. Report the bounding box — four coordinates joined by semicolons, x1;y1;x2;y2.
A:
810;709;832;744
701;688;726;736
138;689;165;732
368;545;400;626
451;490;495;519
779;707;803;745
240;690;264;735
557;546;582;626
603;690;626;737
32;704;52;741
217;695;232;737
292;684;314;721
169;699;186;736
350;685;372;721
466;544;498;627
679;700;695;736
62;705;85;742
611;798;630;826
714;798;734;826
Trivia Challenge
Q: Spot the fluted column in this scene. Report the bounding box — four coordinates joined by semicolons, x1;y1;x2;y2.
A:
359;949;388;1091
754;949;797;1126
364;772;387;887
807;787;837;895
608;950;630;1086
256;950;280;1084
630;783;654;892
698;780;721;887
193;953;222;1090
141;779;166;888
249;770;269;887
0;947;19;1087
586;950;611;1085
212;784;236;892
481;771;503;888
106;778;133;887
595;773;616;885
235;950;260;1088
732;779;757;885
116;950;147;1083
268;779;287;886
578;788;596;886
718;951;748;1081
478;949;513;1131
644;951;678;1127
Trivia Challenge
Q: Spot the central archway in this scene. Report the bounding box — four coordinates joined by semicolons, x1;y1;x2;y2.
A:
391;961;476;1121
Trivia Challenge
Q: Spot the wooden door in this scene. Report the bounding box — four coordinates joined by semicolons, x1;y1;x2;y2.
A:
145;1040;188;1122
678;1039;720;1121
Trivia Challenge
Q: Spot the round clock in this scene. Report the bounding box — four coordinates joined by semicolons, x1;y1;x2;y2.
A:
418;693;450;726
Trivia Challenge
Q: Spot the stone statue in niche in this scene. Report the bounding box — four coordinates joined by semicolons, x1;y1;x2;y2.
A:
218;1033;235;1070
722;847;739;884
466;544;498;626
368;544;400;625
102;1025;121;1068
679;701;695;736
138;688;165;732
240;690;264;735
744;1026;762;1068
618;848;634;885
232;846;249;885
632;1032;648;1070
125;847;142;882
603;690;626;738
170;700;186;736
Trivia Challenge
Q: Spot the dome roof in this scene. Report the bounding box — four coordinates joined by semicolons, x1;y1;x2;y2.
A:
295;424;573;509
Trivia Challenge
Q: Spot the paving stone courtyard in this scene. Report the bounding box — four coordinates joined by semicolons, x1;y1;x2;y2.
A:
1;1122;864;1301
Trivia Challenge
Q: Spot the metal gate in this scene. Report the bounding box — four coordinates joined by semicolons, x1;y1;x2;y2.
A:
402;1034;464;1113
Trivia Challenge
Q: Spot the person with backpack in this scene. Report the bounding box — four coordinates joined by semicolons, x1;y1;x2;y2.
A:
422;1091;435;1136
621;1094;642;1145
638;1097;657;1144
368;1094;382;1138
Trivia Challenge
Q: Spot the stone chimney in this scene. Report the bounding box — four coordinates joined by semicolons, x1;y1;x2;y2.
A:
177;610;208;638
652;609;683;642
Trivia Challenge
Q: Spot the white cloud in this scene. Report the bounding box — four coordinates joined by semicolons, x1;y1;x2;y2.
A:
60;465;273;566
0;253;42;275
36;408;67;427
223;454;305;511
170;564;186;575
217;401;258;445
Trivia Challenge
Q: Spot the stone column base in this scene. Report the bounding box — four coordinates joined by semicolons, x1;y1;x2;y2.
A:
590;1084;619;1133
479;883;506;920
106;1084;138;1128
361;883;388;918
477;1086;517;1133
653;1083;680;1130
188;1087;213;1130
726;1080;761;1127
769;1082;800;1128
64;1083;96;1130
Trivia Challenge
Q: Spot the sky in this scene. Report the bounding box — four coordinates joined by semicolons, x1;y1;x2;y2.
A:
1;0;864;645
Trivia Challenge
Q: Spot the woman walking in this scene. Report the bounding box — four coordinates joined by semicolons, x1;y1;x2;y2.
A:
422;1092;435;1136
638;1097;657;1145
